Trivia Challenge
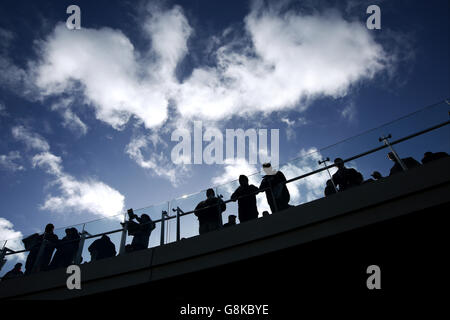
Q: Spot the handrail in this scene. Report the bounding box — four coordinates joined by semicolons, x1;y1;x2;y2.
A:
2;118;449;260
285;119;450;184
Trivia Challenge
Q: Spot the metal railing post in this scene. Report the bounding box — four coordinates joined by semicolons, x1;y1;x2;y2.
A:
119;211;128;255
0;241;7;273
172;207;181;241
176;207;181;241
31;239;48;273
160;210;167;246
318;157;338;193
74;224;88;265
379;134;407;171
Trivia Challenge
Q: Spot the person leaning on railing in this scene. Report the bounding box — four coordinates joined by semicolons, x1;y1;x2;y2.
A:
387;152;421;176
194;188;226;235
48;227;80;270
259;163;291;213
230;175;259;223
23;223;58;274
331;158;363;192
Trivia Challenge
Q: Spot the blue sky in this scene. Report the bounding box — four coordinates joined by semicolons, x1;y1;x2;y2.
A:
0;0;449;259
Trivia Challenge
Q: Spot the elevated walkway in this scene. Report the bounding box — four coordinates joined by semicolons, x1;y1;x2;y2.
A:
1;157;449;300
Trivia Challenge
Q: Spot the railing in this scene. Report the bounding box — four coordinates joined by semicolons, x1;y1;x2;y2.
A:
0;99;449;279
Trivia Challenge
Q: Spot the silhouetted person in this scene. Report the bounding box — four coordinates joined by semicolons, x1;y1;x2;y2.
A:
24;223;58;274
363;171;383;184
48;228;80;269
194;188;226;235
387;152;421;176
259;163;290;213
223;215;237;227
331;158;363;191
124;209;156;253
2;263;23;280
371;171;383;180
231;175;259;223
421;151;449;165
22;233;41;275
88;234;116;261
262;211;270;217
324;179;337;197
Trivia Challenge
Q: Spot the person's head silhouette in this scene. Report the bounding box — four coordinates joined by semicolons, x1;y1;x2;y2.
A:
371;171;382;180
14;263;22;271
239;175;249;187
262;163;276;175
141;214;150;222
334;158;345;169
45;223;54;233
387;152;397;162
326;179;334;187
206;188;215;199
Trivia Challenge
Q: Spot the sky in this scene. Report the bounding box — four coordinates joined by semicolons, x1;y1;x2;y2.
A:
0;0;449;269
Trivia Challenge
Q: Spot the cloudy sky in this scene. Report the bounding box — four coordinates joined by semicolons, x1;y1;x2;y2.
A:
0;0;449;262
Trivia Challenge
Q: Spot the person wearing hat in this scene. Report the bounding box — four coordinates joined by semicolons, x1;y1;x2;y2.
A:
331;158;363;192
231;175;259;223
2;263;23;280
387;152;420;176
259;163;290;213
223;215;237;227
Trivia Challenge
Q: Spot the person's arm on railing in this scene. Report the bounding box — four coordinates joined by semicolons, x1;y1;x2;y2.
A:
230;188;240;201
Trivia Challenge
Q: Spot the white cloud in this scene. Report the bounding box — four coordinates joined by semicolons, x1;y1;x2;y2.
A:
125;134;190;186
50;98;88;136
174;5;389;120
280;116;308;140
0;218;25;262
31;5;191;131
27;3;392;131
0;151;24;172
12;125;125;218
32;151;125;218
279;148;331;203
12;125;50;152
212;158;259;186
0;101;7;116
3;3;400;185
0;29;32;96
341;101;357;122
142;4;192;81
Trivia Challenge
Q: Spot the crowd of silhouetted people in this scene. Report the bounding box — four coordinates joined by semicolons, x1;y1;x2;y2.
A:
1;149;448;280
323;150;449;197
192;150;449;236
193;162;293;235
1;207;156;280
